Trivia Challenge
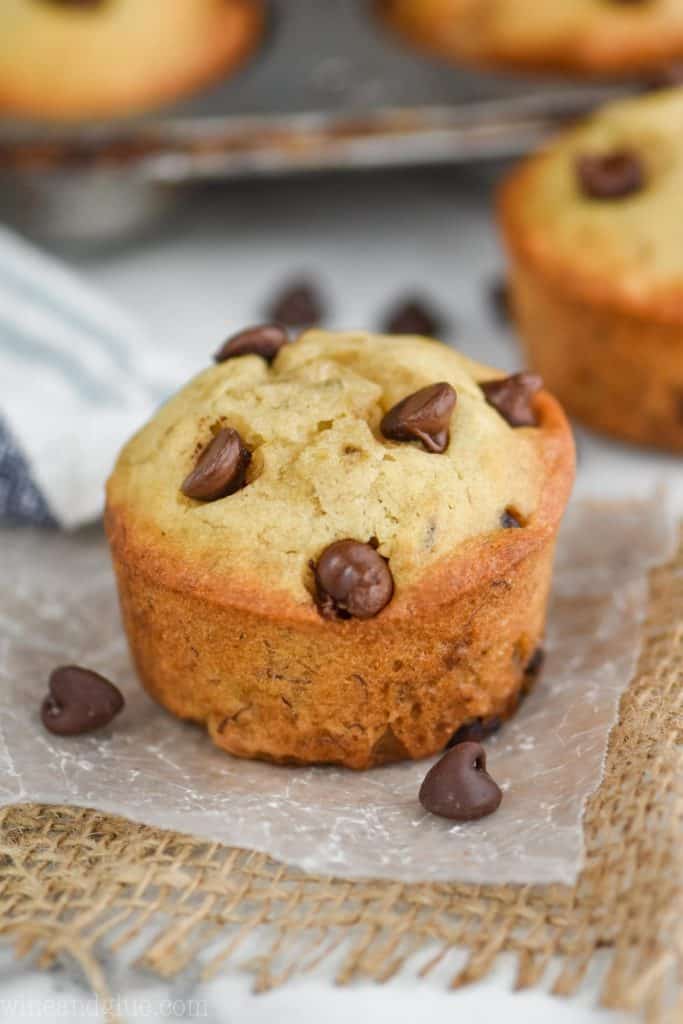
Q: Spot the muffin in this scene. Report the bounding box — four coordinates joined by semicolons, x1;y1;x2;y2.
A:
106;329;574;770
0;0;264;121
499;88;683;452
378;0;683;77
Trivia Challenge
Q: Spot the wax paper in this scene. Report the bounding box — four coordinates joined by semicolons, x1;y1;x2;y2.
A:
0;495;676;884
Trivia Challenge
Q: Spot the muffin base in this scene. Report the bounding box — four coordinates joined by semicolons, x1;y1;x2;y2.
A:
507;263;683;453
109;527;556;769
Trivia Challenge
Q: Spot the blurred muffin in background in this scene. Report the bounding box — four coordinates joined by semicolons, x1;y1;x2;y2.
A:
378;0;683;77
0;0;264;121
499;87;683;452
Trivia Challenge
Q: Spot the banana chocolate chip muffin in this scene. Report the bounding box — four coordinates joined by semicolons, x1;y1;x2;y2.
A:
500;88;683;452
378;0;683;77
0;0;264;120
106;328;574;769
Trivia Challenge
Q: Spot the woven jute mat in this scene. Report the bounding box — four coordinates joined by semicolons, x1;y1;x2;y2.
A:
0;539;681;1021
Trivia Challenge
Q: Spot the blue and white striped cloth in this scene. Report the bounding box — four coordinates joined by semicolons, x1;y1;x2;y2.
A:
0;227;175;528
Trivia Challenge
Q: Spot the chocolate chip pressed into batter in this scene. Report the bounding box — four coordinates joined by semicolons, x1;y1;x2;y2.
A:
480;372;542;427
181;428;251;502
381;382;457;453
313;539;394;620
576;149;645;199
214;324;289;364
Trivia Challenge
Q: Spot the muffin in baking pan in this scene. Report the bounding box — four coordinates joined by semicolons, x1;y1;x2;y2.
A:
378;0;683;77
0;0;264;120
106;329;574;769
499;87;683;452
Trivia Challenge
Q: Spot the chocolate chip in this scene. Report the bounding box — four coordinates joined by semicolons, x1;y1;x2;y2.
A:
501;507;523;529
267;279;323;328
489;278;511;326
383;297;443;337
181;428;251;502
524;647;545;678
214;324;288;364
41;666;124;736
644;63;683;90
480;372;542;427
447;716;503;747
674;390;683;424
419;742;503;821
313;539;393;620
44;0;103;6
381;382;457;453
576;150;645;200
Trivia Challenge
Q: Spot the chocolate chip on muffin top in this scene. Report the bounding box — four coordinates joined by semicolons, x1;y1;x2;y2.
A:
381;382;457;453
480;372;542;427
313;539;394;620
214;324;289;364
501;507;524;528
181;428;251;501
576;149;645;199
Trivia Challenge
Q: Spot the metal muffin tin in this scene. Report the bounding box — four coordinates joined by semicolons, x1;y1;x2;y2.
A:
0;0;632;240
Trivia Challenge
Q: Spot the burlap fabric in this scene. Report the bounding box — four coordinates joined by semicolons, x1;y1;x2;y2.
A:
0;538;680;1022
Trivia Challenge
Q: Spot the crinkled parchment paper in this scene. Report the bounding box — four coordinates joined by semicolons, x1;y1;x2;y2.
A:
0;496;676;884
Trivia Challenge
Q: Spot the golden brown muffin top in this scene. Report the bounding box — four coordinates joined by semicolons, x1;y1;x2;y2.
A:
108;331;566;610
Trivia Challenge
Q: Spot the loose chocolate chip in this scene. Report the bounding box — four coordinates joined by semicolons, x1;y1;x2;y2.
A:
447;716;503;747
644;63;683;90
489;278;511;326
524;647;545;678
313;539;394;620
383;297;443;337
576;149;645;200
674;390;683;424
501;508;523;529
480;372;542;427
214;324;288;364
381;382;457;453
41;666;124;736
267;279;323;328
419;741;503;821
181;428;251;502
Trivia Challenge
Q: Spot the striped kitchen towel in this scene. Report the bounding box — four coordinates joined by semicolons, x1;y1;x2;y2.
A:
0;226;177;528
